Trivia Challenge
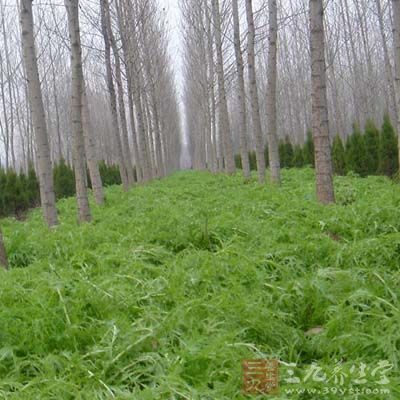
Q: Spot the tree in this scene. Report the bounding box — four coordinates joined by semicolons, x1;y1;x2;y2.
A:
81;90;105;205
279;137;293;168
379;114;398;176
245;0;266;183
309;0;335;203
27;164;40;207
53;159;75;199
212;0;235;174
376;0;397;122
392;0;400;168
19;0;58;227
0;228;7;270
232;0;250;179
345;124;367;176
332;135;346;175
364;119;380;175
293;145;305;167
266;0;281;183
100;0;130;190
303;131;315;167
65;0;91;222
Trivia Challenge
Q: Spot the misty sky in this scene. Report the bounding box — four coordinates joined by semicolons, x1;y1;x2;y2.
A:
164;0;183;93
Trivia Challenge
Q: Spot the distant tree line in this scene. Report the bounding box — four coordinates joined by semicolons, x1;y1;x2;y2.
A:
235;115;398;178
0;161;122;218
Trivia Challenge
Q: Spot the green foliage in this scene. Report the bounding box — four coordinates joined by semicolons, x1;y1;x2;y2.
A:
264;144;269;167
235;116;400;180
379;114;398;177
53;159;76;200
345;123;368;176
0;161;124;219
0;169;29;217
303;130;315;167
292;145;304;168
332;135;346;175
234;153;242;170
364;119;380;175
1;169;400;398
279;137;294;168
99;161;122;186
248;150;257;171
27;163;40;207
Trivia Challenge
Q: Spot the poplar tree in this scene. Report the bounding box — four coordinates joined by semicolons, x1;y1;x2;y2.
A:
19;0;58;227
65;0;91;222
310;0;335;203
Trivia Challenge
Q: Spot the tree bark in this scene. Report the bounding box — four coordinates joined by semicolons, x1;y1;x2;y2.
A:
266;0;281;184
19;0;58;227
212;0;235;175
65;0;92;222
115;0;151;182
82;88;105;205
105;0;135;186
205;4;218;173
245;0;266;183
310;0;335;204
100;0;130;191
377;0;397;123
232;0;251;179
392;0;400;167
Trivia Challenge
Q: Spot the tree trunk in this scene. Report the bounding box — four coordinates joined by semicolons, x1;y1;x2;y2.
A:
100;0;130;191
82;88;105;205
310;0;335;204
65;0;92;222
105;0;135;186
0;228;8;270
266;0;281;184
392;0;400;168
19;0;58;228
212;0;235;175
245;0;266;184
232;0;251;179
205;4;218;173
377;0;397;123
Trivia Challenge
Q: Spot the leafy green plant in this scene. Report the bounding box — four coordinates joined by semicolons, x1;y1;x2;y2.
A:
0;169;399;399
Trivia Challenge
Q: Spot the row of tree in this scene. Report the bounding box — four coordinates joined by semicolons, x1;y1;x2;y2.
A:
0;161;123;219
3;113;394;220
0;0;182;269
182;0;400;205
235;115;399;178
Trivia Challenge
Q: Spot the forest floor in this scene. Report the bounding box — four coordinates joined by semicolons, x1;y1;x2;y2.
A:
0;168;399;399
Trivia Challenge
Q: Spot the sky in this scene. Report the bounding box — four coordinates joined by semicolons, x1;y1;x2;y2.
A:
163;0;183;93
163;0;191;165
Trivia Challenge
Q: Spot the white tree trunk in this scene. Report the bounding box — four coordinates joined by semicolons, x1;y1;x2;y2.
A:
205;4;218;173
212;0;235;174
245;0;266;184
19;0;58;227
82;88;105;205
310;0;335;203
65;0;92;222
232;0;251;179
100;0;130;191
266;0;281;184
377;0;397;123
392;0;400;167
105;0;135;186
